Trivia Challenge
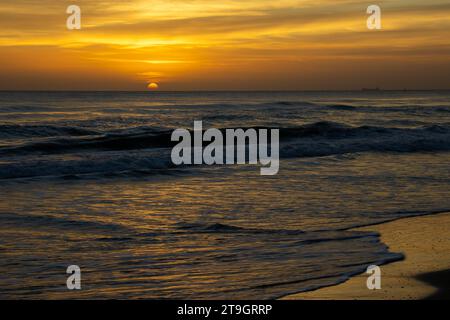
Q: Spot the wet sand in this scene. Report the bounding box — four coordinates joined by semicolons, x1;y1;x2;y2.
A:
282;212;450;300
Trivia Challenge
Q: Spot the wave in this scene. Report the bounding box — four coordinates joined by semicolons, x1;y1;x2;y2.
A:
272;101;318;107
2;99;449;114
282;121;450;140
0;150;173;180
0;121;448;180
280;121;450;158
319;103;450;114
174;222;307;235
173;221;383;245
0;124;99;138
323;104;357;110
0;127;174;155
2;121;449;155
0;212;131;233
256;100;450;113
0;105;58;113
202;114;253;121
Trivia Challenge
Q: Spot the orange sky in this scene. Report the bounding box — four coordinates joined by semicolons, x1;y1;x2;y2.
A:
1;0;449;90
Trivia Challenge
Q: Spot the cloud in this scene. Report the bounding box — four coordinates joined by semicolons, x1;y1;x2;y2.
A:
0;0;449;90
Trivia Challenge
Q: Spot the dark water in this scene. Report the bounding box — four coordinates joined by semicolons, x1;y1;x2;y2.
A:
0;91;449;299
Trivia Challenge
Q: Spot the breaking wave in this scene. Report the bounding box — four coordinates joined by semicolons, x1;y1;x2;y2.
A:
0;121;449;179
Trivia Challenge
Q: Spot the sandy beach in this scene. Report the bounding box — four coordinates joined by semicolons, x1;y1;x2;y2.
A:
283;212;450;300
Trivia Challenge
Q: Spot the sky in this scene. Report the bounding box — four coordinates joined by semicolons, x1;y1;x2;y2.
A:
0;0;449;91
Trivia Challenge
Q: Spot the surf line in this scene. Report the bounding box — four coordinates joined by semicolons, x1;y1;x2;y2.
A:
171;121;279;175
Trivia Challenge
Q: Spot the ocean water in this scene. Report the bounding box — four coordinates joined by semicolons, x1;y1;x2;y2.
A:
0;91;449;299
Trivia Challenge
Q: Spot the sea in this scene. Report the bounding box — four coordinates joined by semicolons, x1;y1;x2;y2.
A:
0;91;449;299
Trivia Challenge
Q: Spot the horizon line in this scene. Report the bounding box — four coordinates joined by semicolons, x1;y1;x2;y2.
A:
1;89;450;93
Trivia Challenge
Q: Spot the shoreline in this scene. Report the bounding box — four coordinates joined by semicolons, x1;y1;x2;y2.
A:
282;212;450;300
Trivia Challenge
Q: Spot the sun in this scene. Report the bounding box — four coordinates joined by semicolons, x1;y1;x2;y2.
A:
147;82;159;90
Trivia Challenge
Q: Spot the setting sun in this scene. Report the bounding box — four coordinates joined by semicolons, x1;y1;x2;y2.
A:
147;82;159;90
